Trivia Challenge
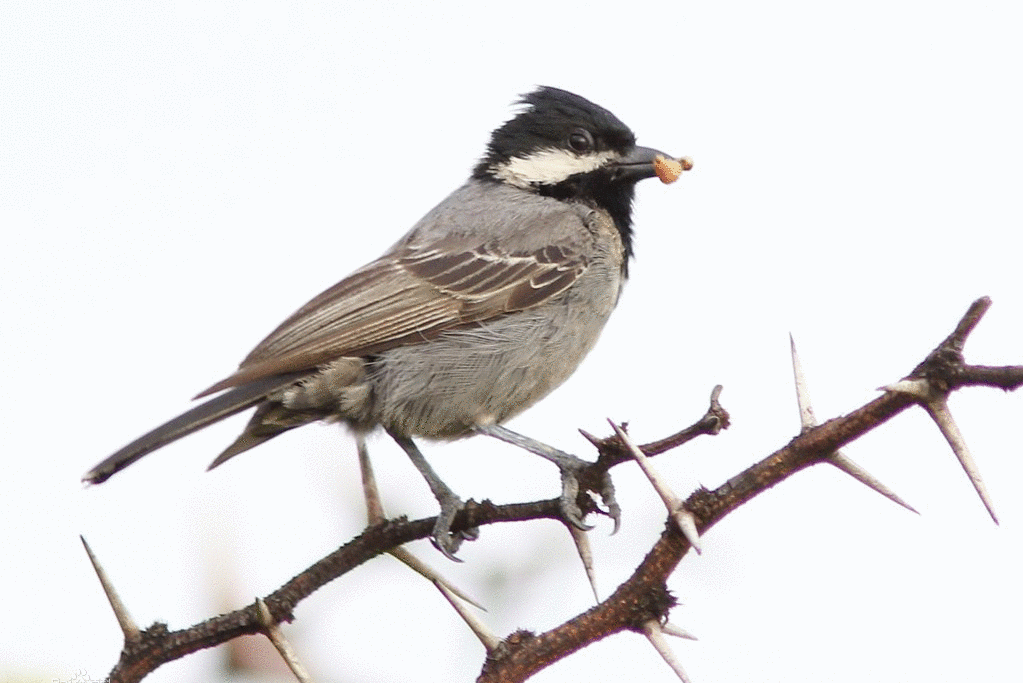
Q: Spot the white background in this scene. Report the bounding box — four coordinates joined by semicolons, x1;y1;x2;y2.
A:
3;2;1022;682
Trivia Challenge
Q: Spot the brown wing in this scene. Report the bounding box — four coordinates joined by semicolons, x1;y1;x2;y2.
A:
196;238;588;396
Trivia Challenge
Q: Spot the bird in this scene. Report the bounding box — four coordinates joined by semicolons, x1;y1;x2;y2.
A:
84;86;689;557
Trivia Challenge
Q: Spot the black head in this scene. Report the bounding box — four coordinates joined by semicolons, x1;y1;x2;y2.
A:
474;86;673;261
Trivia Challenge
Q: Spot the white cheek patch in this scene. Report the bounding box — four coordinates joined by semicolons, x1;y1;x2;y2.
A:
493;148;617;188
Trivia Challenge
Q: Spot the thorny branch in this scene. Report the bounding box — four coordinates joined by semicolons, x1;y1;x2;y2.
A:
86;297;1018;683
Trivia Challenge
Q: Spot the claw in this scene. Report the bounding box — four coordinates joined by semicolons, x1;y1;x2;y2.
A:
559;465;594;531
429;492;470;561
599;471;622;534
430;537;463;562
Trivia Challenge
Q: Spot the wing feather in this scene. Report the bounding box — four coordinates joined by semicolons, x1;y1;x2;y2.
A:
197;227;589;397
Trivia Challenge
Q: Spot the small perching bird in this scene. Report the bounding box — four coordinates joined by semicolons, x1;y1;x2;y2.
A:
85;87;690;557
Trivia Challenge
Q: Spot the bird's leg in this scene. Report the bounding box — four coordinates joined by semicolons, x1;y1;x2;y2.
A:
387;430;475;560
474;423;619;532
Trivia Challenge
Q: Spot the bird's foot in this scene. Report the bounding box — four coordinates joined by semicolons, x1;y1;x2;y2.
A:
429;492;479;561
474;423;620;532
387;430;480;560
556;456;621;532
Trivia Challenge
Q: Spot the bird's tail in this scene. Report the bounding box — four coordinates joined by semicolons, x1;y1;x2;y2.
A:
83;373;306;484
205;399;323;470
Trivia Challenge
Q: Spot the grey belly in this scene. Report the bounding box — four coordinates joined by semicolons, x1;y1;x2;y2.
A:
368;284;618;438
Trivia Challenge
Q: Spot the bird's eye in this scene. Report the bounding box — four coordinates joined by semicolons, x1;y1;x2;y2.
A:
568;129;594;153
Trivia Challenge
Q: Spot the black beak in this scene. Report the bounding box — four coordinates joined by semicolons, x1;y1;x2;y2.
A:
613;145;676;182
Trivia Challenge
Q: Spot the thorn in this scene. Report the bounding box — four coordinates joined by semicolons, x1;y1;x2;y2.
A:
256;598;314;682
389;547;487;611
436;581;501;652
672;508;703;555
80;535;140;643
608;420;702;554
923;398;999;524
885;376;998;523
578;428;602;448
789;334;816;432
882;378;936;401
569;525;600;603
661;621;699;641
642;620;694;683
791;339;916;514
356;434;386;524
827;452;919;514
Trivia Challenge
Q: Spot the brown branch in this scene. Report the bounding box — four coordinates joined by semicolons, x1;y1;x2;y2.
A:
89;298;1021;682
476;297;1020;682
102;504;546;682
475;389;921;682
95;396;730;682
954;364;1023;391
581;385;730;472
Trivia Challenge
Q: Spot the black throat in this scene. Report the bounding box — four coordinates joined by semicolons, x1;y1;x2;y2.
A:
535;171;637;270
